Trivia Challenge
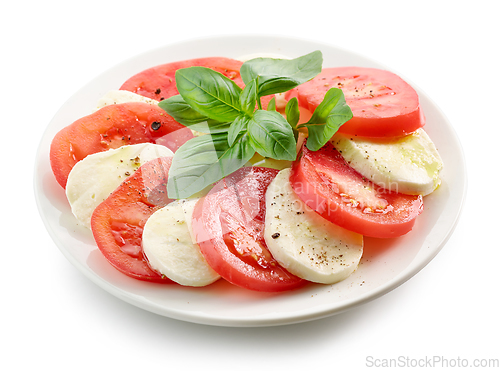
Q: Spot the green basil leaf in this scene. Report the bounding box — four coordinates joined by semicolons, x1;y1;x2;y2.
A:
285;97;300;129
240;51;323;96
166;132;254;199
175;67;242;122
227;114;250;147
159;95;230;133
266;96;276;111
299;88;353;151
248;110;296;161
239;79;257;115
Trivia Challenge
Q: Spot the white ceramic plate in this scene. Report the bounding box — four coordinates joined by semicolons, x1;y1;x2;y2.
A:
34;35;466;327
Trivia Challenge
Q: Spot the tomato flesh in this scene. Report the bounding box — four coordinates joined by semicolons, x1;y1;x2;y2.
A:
290;141;423;238
191;167;305;292
90;157;175;283
295;66;424;138
120;57;245;100
120;56;274;109
50;102;193;188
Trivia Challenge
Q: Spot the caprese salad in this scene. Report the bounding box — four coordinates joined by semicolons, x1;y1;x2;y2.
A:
49;52;443;292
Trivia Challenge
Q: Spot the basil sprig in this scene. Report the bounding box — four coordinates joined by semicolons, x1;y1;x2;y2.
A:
240;51;323;98
165;132;254;199
159;51;353;199
297;88;353;151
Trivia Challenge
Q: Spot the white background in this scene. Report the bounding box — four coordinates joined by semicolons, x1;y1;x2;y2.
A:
3;0;499;369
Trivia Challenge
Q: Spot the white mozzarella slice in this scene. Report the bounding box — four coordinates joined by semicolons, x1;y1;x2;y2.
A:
264;168;363;284
331;128;443;196
66;143;173;228
95;90;158;111
142;199;220;287
248;153;292;170
180;198;200;245
274;92;288;110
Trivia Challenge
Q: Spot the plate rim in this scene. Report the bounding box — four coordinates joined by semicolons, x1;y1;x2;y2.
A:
34;33;467;327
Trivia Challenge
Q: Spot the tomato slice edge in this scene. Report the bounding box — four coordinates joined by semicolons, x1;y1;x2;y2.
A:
191;167;305;292
90;157;175;283
296;66;425;138
290;142;424;238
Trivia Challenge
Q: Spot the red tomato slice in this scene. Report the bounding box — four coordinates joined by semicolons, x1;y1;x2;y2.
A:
290;141;424;238
120;57;245;101
90;157;175;283
120;56;274;109
50;102;193;188
295;67;425;138
191;167;305;292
